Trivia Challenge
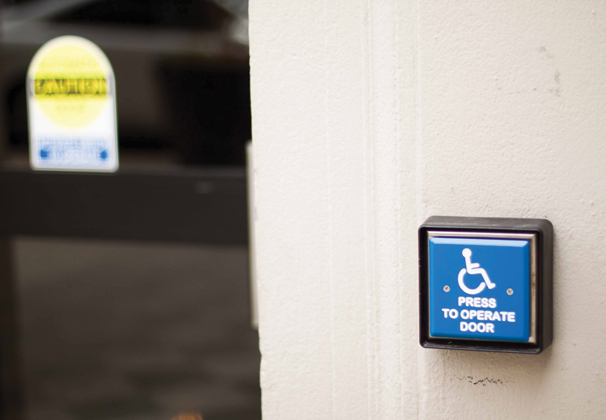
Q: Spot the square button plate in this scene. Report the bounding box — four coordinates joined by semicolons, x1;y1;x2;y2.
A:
418;216;553;354
429;236;531;342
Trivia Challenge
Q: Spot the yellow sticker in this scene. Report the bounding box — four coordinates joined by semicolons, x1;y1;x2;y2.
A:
32;45;107;127
27;36;118;172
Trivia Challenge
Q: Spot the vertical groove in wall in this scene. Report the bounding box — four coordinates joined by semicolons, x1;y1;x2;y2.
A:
413;0;423;224
322;0;337;418
363;1;423;418
393;0;405;416
413;0;424;414
362;0;381;420
360;0;375;418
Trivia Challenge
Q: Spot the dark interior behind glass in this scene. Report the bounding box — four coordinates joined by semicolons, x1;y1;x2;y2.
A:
0;1;258;419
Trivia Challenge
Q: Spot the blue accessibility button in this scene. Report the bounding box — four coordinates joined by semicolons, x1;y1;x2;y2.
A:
429;237;530;342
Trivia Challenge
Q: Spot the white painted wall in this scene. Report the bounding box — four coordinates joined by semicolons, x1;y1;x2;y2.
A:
249;1;606;419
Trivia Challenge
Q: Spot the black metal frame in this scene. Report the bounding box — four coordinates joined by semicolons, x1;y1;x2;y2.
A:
0;237;22;420
0;168;248;244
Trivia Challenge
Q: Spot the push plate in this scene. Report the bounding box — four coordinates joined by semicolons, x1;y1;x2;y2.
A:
419;216;553;354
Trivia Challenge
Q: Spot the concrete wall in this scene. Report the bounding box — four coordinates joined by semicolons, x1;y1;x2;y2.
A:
249;1;606;419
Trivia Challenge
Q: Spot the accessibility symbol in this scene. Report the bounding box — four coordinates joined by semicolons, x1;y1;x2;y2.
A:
458;248;496;295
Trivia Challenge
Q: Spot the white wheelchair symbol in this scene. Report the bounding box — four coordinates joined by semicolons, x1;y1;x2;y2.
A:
458;248;496;295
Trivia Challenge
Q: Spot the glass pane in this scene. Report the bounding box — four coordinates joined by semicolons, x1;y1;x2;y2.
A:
14;238;260;420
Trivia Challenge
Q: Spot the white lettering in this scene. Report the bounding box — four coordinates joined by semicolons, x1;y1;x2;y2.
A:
508;312;515;322
477;310;485;321
469;310;477;320
458;297;498;309
461;309;470;319
442;308;449;318
449;309;459;319
461;321;495;334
